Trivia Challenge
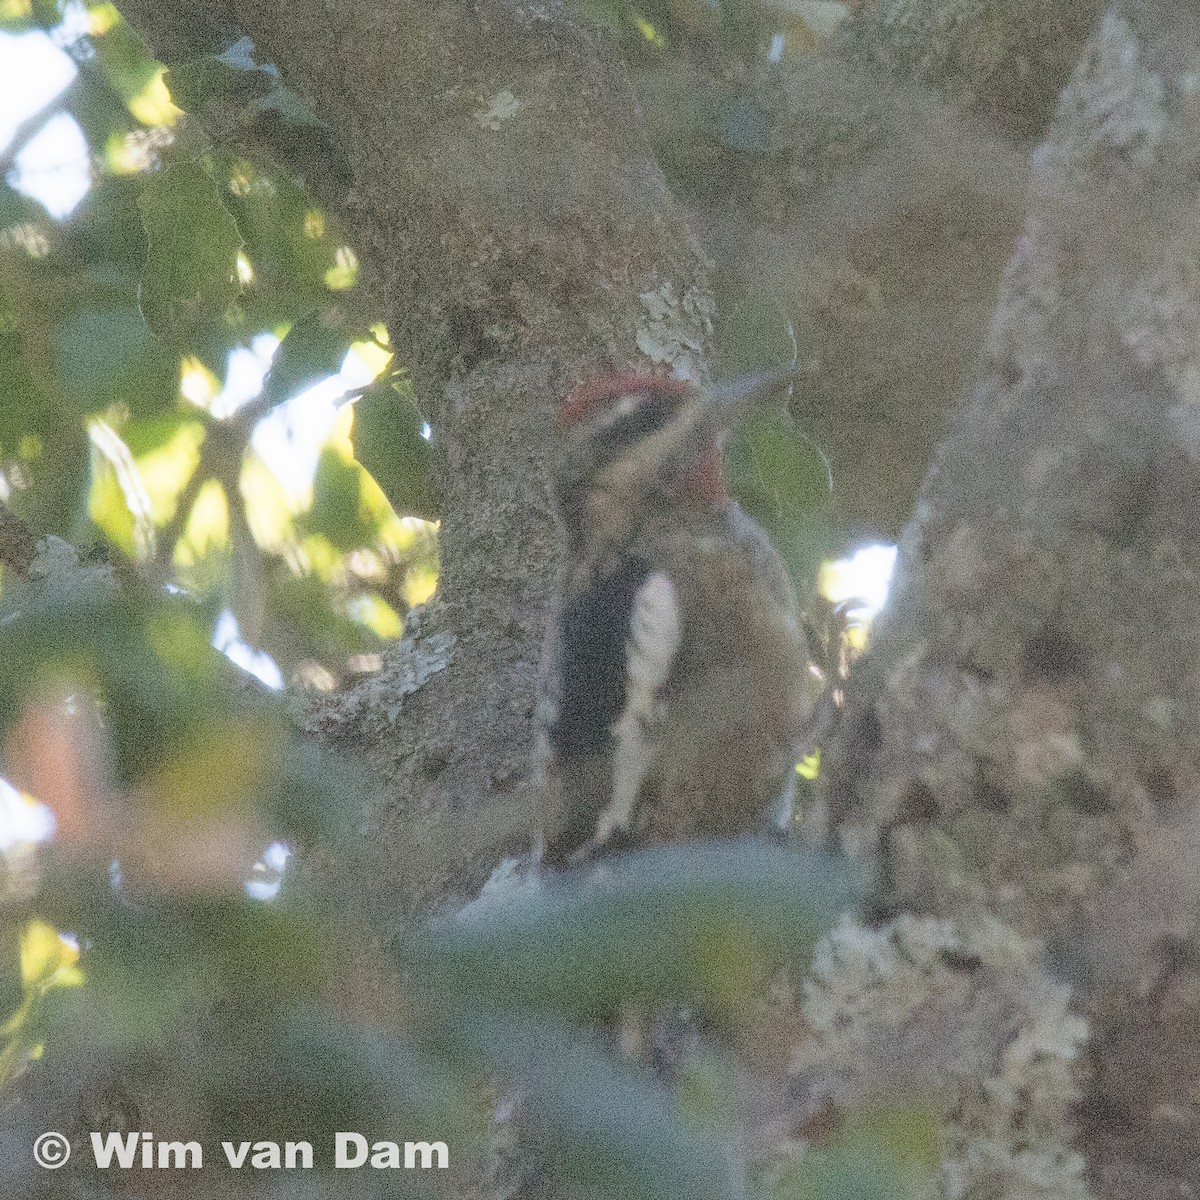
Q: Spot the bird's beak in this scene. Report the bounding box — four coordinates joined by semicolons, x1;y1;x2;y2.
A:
704;365;800;430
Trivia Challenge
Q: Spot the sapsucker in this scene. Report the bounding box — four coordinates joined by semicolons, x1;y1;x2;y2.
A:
536;371;814;867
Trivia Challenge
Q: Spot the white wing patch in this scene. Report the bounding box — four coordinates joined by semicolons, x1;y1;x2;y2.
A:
595;570;681;846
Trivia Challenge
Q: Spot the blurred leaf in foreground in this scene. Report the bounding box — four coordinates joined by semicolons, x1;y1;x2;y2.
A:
409;840;865;1027
777;1102;942;1200
260;307;358;411
468;1012;743;1200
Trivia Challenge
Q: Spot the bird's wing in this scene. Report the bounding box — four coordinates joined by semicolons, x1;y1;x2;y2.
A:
597;569;680;845
541;559;680;863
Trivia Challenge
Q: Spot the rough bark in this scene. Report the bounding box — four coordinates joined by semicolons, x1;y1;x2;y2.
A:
819;5;1200;1196
0;502;37;576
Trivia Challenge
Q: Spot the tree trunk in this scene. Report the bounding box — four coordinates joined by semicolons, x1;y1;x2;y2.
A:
821;5;1200;1195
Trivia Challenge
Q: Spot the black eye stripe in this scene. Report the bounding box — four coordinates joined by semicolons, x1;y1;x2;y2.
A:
595;390;684;457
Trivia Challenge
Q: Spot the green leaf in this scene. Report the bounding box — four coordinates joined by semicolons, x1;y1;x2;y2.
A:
260;308;352;409
118;414;196;457
0;919;23;1025
258;737;371;847
0;587;229;786
259;567;378;670
164;54;273;117
36;886;336;1048
776;1103;942;1200
0;328;40;451
252;85;328;131
714;297;797;378
70;174;153;277
307;447;376;551
220;157;341;303
209;1012;478;1154
409;841;865;1025
0;2;36;33
137;160;243;344
167;44;328;135
53;305;177;417
727;405;831;599
352;379;437;520
89;13;165;114
457;1013;744;1200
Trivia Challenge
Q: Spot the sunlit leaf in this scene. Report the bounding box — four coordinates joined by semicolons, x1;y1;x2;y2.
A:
260;307;354;410
325;246;357;290
89;9;170;119
127;69;180;128
348;333;391;377
19;920;81;992
88;430;144;556
179;353;219;406
404;560;438;607
352;379;437;521
347;592;402;639
307;446;377;551
121;417;205;525
0;0;33;30
87;2;121;35
797;749;820;779
175;479;230;572
240;453;295;550
0;918;82;1095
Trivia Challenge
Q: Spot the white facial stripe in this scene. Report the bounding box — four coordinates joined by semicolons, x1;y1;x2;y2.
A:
594;392;643;431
